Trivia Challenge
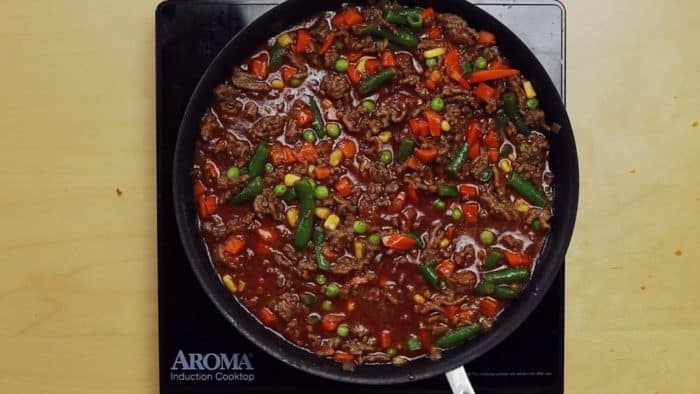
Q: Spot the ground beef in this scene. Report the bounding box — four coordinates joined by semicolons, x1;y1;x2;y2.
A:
231;67;270;92
249;115;286;140
321;72;351;99
525;208;552;229
437;13;478;46
501;234;524;251
200;111;222;141
274;293;301;321
331;256;364;275
359;157;393;183
395;53;418;77
341;105;371;133
252;189;284;221
323;46;340;69
469;153;489;180
214;84;240;101
480;190;520;222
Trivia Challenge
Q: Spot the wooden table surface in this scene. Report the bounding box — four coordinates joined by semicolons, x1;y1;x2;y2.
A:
1;1;698;392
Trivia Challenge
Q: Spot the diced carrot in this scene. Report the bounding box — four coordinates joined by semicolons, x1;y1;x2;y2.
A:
223;236;246;256
427;25;441;39
418;330;433;348
294;107;314;127
335;177;352;197
468;141;481;159
331;14;346;28
380;330;392;349
421;7;435;20
468;69;520;83
342;8;364;26
429;69;442;82
283;147;297;164
381;233;417;251
477;30;497;45
462;202;480;224
337;139;357;159
364;58;379;74
466;120;481;145
483;131;500;149
293;29;312;54
443;305;458;319
405;184;418;204
488;60;509;70
270;144;285;165
280;65;297;84
474;82;497;102
347;51;363;62
436;260;455;278
346;64;361;84
406;155;421;171
296;142;318;164
479;298;501;318
380;50;396;67
198;195;217;218
425;79;437;91
504;251;532;267
319;34;335;55
446;225;456;240
346;300;356;312
414;145;438;163
487;148;500;163
444;49;460;72
258;307;278;325
458;184;478;200
333;350;354;362
248;54;269;79
409;118;429;137
449;69;470;88
424;110;442;136
387;191;406;214
193;180;206;198
321;313;344;331
313;166;331;180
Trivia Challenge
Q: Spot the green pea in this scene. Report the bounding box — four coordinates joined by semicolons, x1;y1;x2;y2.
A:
336;323;350;337
368;233;381;245
500;144;513;158
433;199;446;209
386;347;397;356
315;274;327;285
307;178;316;189
321;300;333;311
314;185;329;200
451;208;463;221
334;40;345;50
519;143;528;153
335;58;349;73
379;150;393;164
479;168;493;183
303;129;316;142
426;58;437;67
301;293;317;305
407;334;422;351
290;78;302;87
430;96;444;112
532;219;542;231
273;184;287;197
265;163;274;173
473;56;487;70
226;167;241;179
326;123;341;138
361;100;376;112
526;98;540;110
480;230;495;245
353;220;368;234
325;282;341;297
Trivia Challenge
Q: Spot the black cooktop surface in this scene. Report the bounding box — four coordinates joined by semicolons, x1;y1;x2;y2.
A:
156;1;566;393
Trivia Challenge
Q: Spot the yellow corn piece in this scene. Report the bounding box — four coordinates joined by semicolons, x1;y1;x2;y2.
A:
439;238;450;248
523;80;536;99
276;33;293;47
378;131;392;143
356;56;372;73
498;159;512;173
423;47;446;58
307;165;316;176
314;207;331;220
324;214;340;231
284;173;301;187
413;294;426;304
222;274;238;293
515;198;531;213
329;149;343;167
354;239;365;259
270;79;285;90
321;98;333;109
286;207;299;227
441;120;451;132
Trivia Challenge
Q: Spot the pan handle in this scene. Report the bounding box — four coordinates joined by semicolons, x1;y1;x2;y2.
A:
445;366;476;394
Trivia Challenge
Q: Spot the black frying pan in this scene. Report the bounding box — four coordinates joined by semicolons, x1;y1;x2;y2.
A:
173;0;578;385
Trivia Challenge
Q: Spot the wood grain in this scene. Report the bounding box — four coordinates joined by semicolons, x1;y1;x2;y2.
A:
0;0;698;393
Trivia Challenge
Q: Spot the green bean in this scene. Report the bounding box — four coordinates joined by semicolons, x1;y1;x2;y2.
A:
435;324;481;348
293;180;315;250
269;43;286;70
495;109;509;134
418;262;444;289
446;142;469;176
313;226;330;271
408;232;425;249
385;10;408;25
358;68;397;94
507;173;548;207
309;98;325;139
394;7;424;16
437;184;459;198
354;24;418;48
483;267;530;285
396;138;415;160
406;13;423;30
282;186;297;202
247;144;270;179
474;282;495;296
526;98;539;110
229;176;263;205
502;92;531;135
461;60;473;75
493;285;519;300
483;251;505;269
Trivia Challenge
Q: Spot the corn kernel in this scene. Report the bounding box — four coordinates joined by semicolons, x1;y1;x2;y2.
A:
423;47;446;58
441;120;451;132
324;214;341;231
284;173;301;186
286;207;299;227
307;165;316;176
270;79;285;89
354;239;365;259
222;274;238;293
523;80;537;99
237;280;246;292
277;33;293;47
356;56;371;73
314;207;331;219
413;294;426;304
439;238;450;248
321;99;333;109
378;131;392;143
329;149;343;166
498;159;512;173
515;198;531;213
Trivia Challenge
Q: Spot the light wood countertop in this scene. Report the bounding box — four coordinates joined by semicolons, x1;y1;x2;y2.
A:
1;1;698;392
